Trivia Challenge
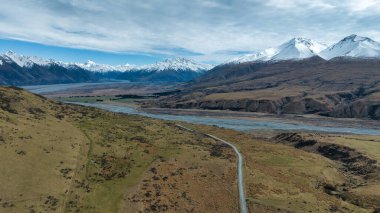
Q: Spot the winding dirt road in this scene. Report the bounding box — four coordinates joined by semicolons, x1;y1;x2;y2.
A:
176;124;248;213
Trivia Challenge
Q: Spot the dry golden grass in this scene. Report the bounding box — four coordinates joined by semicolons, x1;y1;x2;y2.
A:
0;87;237;212
185;124;376;212
203;87;307;101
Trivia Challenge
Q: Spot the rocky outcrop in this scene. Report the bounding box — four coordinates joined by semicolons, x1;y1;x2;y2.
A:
274;133;379;177
329;100;380;119
273;132;380;209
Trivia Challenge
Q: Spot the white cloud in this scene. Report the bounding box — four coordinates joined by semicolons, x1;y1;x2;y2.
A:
0;0;378;63
265;0;335;9
345;0;379;12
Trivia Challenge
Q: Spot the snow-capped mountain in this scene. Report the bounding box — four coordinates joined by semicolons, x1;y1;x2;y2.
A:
0;51;95;85
0;51;137;72
1;51;55;67
116;58;213;82
0;51;212;73
229;37;327;63
74;60;137;72
319;34;380;60
75;57;213;73
0;51;213;85
272;38;327;60
136;57;213;72
228;35;380;64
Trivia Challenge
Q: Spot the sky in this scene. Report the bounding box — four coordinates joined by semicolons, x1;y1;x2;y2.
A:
0;0;379;65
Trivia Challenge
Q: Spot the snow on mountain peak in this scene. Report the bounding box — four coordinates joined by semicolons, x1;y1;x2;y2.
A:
138;57;213;72
319;34;380;60
74;60;137;72
1;51;53;67
342;34;372;43
85;60;96;66
0;51;212;74
290;37;327;53
228;37;327;63
273;37;327;60
72;57;214;73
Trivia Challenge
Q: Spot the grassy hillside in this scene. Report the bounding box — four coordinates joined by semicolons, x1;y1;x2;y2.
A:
0;86;379;212
185;124;380;212
0;86;237;212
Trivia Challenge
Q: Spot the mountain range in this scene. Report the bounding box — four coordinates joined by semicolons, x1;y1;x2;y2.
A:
1;34;380;86
74;57;212;73
0;52;212;85
228;34;380;63
149;35;380;120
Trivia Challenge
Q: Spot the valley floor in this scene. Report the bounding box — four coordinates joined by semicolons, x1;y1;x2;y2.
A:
141;107;380;132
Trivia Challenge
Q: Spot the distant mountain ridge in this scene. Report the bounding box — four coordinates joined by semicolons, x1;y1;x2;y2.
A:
0;52;212;85
0;52;93;86
228;34;380;64
229;37;327;63
74;60;137;72
0;51;212;73
73;57;213;73
2;51;62;68
135;58;213;73
1;34;379;86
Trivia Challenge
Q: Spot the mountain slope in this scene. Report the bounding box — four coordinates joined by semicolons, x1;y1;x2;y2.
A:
1;51;54;67
320;34;380;60
151;57;380;119
229;37;327;63
0;52;95;85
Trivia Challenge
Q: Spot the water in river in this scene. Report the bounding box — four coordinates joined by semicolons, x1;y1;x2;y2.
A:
21;81;130;94
20;83;380;135
69;102;380;136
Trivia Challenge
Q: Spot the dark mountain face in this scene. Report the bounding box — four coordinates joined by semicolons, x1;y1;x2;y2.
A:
151;57;380;120
92;71;124;80
0;60;95;86
0;62;206;86
0;53;211;85
117;69;204;82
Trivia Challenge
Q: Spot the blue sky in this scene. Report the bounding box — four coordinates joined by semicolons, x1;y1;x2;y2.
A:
0;38;164;65
0;0;379;65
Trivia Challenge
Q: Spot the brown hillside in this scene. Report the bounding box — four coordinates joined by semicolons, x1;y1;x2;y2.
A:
151;57;380;119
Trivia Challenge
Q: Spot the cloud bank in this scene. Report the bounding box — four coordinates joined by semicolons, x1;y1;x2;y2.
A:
0;0;379;62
